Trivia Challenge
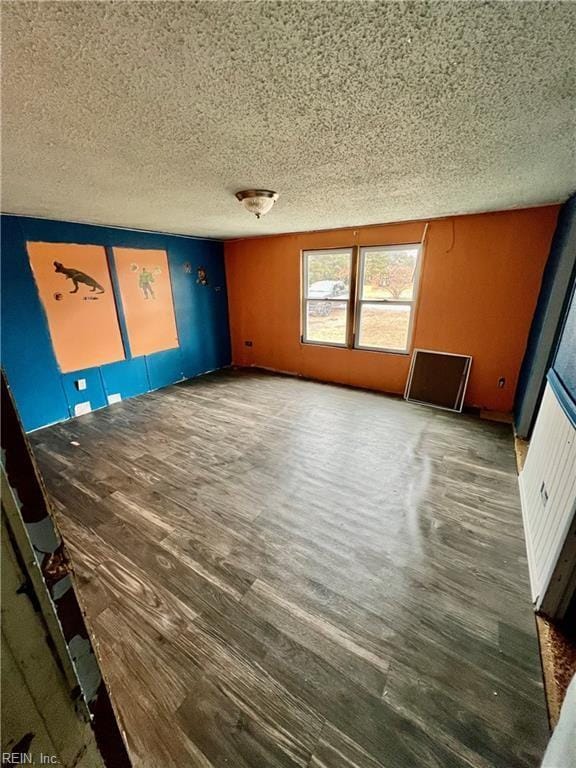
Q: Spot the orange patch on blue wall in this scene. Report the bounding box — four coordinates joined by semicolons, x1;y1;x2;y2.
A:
113;248;179;357
27;242;125;373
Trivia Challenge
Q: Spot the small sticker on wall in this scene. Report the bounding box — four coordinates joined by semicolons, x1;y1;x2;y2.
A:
183;262;192;274
197;266;208;286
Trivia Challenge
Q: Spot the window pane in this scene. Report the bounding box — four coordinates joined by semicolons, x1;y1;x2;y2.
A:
361;247;419;300
305;251;351;299
305;300;348;344
357;303;411;351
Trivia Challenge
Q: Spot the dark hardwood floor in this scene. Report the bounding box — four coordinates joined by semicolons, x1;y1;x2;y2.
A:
30;369;548;768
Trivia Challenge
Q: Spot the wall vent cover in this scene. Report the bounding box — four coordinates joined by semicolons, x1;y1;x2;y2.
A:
405;349;472;412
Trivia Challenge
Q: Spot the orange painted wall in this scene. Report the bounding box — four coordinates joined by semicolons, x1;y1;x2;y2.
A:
225;206;560;413
113;247;179;357
27;242;125;373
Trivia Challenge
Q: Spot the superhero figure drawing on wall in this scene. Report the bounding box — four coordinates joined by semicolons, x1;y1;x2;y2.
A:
139;267;156;299
131;263;162;299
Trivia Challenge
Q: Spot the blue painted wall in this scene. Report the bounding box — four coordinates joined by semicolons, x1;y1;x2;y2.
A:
550;276;576;424
515;194;576;437
1;215;231;431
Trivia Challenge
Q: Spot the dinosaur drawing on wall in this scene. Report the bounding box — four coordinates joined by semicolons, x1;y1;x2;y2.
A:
53;261;105;294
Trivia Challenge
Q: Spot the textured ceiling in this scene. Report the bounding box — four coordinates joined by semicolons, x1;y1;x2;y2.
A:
2;1;575;239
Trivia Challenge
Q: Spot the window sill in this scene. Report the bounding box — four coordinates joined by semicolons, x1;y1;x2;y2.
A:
354;344;411;356
300;340;411;356
300;339;348;350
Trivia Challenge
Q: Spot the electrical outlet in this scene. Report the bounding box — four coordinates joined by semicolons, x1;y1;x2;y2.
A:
75;378;87;391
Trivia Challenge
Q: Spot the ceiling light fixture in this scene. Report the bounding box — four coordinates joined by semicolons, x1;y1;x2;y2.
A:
235;189;279;219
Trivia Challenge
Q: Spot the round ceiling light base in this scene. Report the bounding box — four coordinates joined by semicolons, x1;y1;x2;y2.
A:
235;189;279;219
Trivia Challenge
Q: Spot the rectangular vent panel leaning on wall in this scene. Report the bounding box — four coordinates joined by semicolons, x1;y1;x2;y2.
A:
0;215;232;432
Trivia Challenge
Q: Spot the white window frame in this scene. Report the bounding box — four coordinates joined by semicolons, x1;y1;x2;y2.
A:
301;243;423;354
354;243;422;355
301;248;354;348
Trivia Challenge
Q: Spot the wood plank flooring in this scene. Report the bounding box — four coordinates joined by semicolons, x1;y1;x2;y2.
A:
30;369;548;768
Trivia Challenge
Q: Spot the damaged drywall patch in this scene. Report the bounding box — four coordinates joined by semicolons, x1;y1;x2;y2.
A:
69;635;102;703
52;574;72;601
26;516;61;555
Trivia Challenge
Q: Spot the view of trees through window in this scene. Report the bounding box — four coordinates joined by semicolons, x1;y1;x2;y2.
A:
357;246;419;350
303;245;420;350
306;252;351;291
304;250;351;345
361;249;417;300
